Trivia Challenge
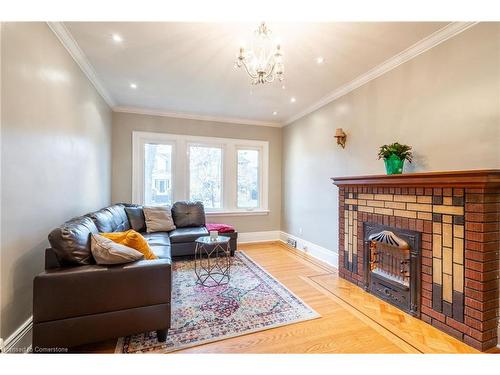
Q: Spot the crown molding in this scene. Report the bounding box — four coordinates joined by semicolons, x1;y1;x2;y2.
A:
113;106;283;127
47;21;477;128
284;21;478;126
47;22;115;107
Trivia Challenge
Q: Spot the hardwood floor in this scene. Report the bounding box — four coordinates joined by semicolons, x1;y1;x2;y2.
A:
73;242;484;354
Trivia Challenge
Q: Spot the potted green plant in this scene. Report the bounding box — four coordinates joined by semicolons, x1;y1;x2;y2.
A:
378;142;413;175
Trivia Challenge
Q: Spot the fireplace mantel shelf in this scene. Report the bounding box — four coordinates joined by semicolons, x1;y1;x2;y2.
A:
331;169;500;188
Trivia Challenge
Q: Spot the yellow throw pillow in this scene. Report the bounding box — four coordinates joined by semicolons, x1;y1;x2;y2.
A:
100;230;158;260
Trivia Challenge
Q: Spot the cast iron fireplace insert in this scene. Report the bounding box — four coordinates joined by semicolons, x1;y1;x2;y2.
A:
363;223;421;317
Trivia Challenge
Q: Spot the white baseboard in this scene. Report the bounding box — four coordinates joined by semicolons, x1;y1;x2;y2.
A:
238;230;281;244
0;316;32;353
279;231;339;269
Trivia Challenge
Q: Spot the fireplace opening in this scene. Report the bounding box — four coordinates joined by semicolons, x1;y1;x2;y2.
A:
363;223;421;317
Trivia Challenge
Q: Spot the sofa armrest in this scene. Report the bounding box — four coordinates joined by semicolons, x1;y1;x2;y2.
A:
33;259;172;323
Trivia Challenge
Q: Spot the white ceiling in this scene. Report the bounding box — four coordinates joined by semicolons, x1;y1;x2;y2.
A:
63;22;449;125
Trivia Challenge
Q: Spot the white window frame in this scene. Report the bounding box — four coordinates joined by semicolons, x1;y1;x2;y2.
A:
132;131;269;216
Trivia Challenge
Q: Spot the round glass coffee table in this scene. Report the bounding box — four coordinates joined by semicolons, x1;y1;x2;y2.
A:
194;236;232;287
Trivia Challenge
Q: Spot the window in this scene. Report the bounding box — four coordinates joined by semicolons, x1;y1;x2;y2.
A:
189;145;222;209
237;149;259;208
154;179;170;194
133;132;269;215
144;143;173;206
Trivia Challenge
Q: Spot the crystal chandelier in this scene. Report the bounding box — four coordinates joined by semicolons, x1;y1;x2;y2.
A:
235;22;284;85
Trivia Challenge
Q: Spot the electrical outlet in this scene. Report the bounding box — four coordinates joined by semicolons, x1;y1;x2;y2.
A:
299;227;303;236
287;238;297;248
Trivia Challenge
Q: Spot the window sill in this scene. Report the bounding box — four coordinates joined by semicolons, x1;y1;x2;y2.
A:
206;210;270;217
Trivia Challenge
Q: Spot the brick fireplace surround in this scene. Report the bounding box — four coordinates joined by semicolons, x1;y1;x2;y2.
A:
332;170;500;351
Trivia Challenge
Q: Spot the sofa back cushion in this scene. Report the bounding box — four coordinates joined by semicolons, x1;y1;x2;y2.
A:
171;201;206;228
124;206;146;232
88;204;130;233
48;216;98;266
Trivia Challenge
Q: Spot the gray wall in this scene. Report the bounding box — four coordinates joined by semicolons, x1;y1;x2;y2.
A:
0;23;112;340
282;23;500;254
112;112;282;233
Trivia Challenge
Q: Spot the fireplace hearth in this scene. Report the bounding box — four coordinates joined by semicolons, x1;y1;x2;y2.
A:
364;223;421;317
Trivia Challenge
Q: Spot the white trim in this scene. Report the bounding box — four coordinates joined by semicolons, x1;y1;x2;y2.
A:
0;316;32;353
0;22;3;350
207;209;269;217
47;22;115;107
279;231;339;268
284;22;478;125
113;106;282;128
47;22;476;128
238;231;281;244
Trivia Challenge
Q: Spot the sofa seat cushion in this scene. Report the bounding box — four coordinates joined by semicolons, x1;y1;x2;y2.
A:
150;245;171;261
142;232;171;247
169;227;208;243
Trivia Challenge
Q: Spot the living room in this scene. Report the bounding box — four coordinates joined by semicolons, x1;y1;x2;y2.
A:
1;0;499;372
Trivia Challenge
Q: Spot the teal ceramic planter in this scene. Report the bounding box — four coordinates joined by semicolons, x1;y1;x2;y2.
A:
384;154;404;175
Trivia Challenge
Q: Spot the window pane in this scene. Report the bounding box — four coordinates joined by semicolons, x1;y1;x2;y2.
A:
237;149;259;208
144;143;172;206
189;145;222;209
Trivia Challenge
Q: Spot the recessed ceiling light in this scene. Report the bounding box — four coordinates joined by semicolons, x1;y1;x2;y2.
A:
316;56;324;64
112;34;123;43
272;111;278;116
281;85;286;90
290;97;296;103
130;83;137;89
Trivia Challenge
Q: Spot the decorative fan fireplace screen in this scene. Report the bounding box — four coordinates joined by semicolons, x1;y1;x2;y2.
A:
363;224;421;317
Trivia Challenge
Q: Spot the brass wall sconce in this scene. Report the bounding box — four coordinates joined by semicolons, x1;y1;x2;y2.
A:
334;128;347;148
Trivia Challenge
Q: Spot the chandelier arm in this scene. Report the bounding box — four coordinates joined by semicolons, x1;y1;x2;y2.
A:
263;63;277;82
240;60;260;80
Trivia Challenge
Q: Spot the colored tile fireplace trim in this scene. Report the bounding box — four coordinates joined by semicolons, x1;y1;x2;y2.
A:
332;170;500;352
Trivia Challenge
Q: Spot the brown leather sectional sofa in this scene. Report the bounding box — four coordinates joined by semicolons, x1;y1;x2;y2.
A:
32;201;237;350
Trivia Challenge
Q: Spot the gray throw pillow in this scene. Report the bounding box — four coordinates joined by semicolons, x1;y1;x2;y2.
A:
143;206;176;233
90;233;144;265
125;206;147;232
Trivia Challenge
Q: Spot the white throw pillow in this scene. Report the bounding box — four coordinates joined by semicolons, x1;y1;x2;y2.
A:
90;233;144;265
143;206;176;233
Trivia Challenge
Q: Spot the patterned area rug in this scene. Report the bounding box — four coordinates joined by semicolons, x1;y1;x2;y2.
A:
115;251;319;353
